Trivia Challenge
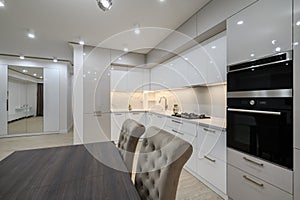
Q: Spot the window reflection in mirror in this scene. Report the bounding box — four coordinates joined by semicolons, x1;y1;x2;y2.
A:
7;66;44;135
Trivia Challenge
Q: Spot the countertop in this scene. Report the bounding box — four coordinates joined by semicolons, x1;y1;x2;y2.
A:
111;109;226;130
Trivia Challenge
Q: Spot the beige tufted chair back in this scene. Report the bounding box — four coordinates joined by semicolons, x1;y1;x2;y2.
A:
118;119;145;174
135;127;193;200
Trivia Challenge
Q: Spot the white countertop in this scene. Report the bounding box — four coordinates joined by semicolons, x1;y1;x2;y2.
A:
111;109;226;130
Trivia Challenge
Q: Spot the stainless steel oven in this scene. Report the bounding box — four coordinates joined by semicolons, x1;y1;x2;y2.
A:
227;97;293;169
226;52;293;169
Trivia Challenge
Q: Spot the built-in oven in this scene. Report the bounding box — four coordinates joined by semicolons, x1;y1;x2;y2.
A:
226;51;293;169
227;51;293;94
227;97;293;169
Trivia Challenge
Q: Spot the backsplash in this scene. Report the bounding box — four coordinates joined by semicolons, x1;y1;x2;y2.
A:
111;84;226;118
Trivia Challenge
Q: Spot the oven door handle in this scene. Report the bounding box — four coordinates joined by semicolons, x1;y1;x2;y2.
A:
228;108;281;115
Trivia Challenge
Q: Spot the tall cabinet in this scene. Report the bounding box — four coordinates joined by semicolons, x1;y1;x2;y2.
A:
294;0;300;199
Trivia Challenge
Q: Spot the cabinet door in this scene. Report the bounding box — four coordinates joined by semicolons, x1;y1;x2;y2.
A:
295;0;300;150
127;112;146;125
227;0;292;65
111;112;126;142
110;67;128;91
127;67;144;92
84;113;111;143
148;113;167;130
295;149;300;200
150;65;171;90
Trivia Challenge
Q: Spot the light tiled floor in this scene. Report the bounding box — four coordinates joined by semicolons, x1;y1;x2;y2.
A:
0;131;223;200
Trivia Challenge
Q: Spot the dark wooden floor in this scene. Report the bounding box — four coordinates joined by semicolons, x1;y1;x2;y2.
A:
0;142;140;200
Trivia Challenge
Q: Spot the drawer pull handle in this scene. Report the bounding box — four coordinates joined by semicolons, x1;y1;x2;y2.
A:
204;156;216;163
243;157;264;167
172;129;184;135
156;115;163;118
115;113;123;116
172;120;183;124
243;175;264;187
132;113;140;115
203;128;216;133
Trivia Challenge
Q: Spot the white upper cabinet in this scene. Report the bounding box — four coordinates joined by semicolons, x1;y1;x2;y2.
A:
177;15;197;39
110;66;128;91
227;0;292;65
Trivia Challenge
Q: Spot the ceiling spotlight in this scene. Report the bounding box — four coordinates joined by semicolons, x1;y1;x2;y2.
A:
271;40;277;45
53;58;58;63
159;0;165;2
211;46;216;49
96;0;112;11
275;47;281;52
123;47;129;52
22;69;28;73
250;53;255;57
296;21;300;26
79;40;85;45
118;57;122;60
33;73;37;76
237;21;244;25
134;28;141;35
294;42;299;46
20;55;25;60
40;76;43;79
27;30;35;39
0;0;5;7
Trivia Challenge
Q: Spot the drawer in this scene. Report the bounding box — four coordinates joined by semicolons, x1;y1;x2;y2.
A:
196;155;226;193
227;148;293;194
166;118;197;137
164;126;196;145
228;165;293;200
148;113;167;130
198;126;226;162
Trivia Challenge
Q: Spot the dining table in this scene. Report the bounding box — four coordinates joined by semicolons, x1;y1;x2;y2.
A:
0;142;141;200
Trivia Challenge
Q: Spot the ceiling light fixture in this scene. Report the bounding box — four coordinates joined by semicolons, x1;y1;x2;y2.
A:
118;57;122;60
237;20;244;25
275;47;281;52
159;0;165;2
53;58;58;63
96;0;112;11
22;69;28;73
271;40;277;45
296;21;300;26
27;30;35;39
211;46;216;49
0;0;5;7
294;42;299;46
250;53;255;57
123;47;129;52
40;76;43;79
33;73;37;76
79;40;85;45
20;55;25;60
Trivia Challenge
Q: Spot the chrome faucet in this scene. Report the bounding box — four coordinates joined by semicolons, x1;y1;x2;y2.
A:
159;96;168;111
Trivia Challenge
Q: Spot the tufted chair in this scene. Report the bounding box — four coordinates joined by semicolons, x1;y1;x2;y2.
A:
118;119;145;174
135;127;193;200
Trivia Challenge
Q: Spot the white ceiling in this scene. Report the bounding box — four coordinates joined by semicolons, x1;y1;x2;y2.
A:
0;0;210;60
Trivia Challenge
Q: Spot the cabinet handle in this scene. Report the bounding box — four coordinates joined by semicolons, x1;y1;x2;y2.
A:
114;113;123;116
204;156;216;163
172;120;183;124
156;115;163;118
132;113;140;115
94;111;102;116
172;129;184;135
243;157;264;167
243;175;264;187
203;128;216;133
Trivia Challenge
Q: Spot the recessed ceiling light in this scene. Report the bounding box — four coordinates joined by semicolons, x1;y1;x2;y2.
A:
53;58;58;63
20;55;25;60
271;40;277;45
97;0;112;11
118;57;122;60
123;47;129;52
159;0;165;2
22;69;28;73
134;28;141;35
184;57;188;61
28;33;35;39
33;73;37;76
0;1;5;7
40;76;43;79
250;53;255;57
83;53;86;56
211;46;216;49
237;21;244;25
294;42;299;46
79;40;85;45
275;47;281;52
296;21;300;26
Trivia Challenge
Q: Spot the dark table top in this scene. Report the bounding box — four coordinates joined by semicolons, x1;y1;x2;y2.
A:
0;142;141;200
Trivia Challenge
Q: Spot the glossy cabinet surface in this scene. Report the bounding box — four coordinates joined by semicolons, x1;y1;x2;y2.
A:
111;112;127;142
228;165;292;200
295;0;300;150
227;0;292;65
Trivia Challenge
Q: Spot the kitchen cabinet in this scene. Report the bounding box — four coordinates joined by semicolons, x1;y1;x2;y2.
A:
295;149;300;200
294;0;300;150
147;113;167;130
127;112;147;125
111;112;127;142
177;14;197;39
227;148;293;194
227;0;292;65
227;165;293;200
111;67;150;91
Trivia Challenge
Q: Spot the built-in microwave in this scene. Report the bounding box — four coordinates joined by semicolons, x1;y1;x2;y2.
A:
227;51;293;94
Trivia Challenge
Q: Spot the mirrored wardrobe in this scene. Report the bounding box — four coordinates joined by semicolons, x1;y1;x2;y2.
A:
7;66;44;135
